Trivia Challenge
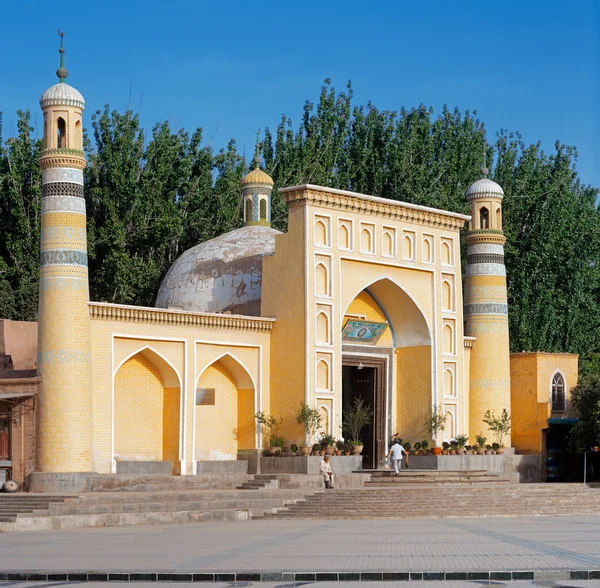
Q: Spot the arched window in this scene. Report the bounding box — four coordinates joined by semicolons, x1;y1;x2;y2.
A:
339;224;350;249
315;263;329;297
496;207;502;229
479;207;489;230
552;372;566;411
259;198;267;220
245;199;253;223
57;117;66;149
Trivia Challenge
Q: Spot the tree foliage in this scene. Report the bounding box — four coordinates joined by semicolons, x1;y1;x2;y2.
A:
0;80;598;363
569;375;600;452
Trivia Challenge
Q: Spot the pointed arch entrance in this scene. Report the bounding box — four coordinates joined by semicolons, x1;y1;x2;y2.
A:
342;278;432;468
195;353;256;463
113;347;181;467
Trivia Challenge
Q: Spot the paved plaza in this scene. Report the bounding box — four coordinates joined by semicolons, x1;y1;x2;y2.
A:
3;515;600;583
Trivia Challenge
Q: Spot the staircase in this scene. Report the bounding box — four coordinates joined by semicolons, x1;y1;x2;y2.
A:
366;469;512;486
259;484;600;520
0;495;70;523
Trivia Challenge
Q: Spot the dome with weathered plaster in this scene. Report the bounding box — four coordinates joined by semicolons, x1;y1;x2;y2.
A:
155;225;281;316
40;83;85;110
465;177;504;200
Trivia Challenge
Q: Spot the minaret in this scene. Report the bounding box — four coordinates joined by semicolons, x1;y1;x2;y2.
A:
464;162;511;446
241;131;274;226
37;31;93;473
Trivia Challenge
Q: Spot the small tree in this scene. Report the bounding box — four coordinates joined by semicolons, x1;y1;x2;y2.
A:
424;404;446;446
255;412;283;446
342;398;373;444
295;403;322;445
482;409;511;447
568;374;600;453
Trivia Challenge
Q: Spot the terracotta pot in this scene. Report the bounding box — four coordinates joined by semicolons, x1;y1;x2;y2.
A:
413;450;419;456
449;449;456;455
477;448;485;455
352;444;364;455
432;447;442;456
441;450;448;455
344;451;351;456
300;446;311;456
325;446;335;456
319;450;325;456
456;448;464;455
496;447;505;454
269;446;280;455
312;450;320;456
335;450;342;456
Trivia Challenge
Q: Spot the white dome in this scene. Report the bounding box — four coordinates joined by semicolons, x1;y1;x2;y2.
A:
465;178;504;200
40;83;85;110
155;225;281;316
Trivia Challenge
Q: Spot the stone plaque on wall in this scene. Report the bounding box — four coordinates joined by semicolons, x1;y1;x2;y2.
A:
196;388;215;405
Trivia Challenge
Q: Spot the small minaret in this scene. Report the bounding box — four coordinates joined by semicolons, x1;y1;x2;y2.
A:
37;31;93;473
241;131;274;226
464;161;511;446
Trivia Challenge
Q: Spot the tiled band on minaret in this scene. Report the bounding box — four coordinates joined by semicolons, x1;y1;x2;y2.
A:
464;169;512;444
36;34;94;473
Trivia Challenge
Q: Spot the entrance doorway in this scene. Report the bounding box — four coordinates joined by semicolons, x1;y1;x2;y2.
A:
342;356;386;468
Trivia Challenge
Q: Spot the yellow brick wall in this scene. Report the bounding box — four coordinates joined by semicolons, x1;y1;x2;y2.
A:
89;317;270;474
511;353;579;454
262;205;306;442
163;387;181;463
396;346;432;442
237;389;256;449
196;361;238;459
114;354;169;461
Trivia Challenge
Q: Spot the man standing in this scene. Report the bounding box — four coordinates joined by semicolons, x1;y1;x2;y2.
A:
387;440;409;476
320;455;334;489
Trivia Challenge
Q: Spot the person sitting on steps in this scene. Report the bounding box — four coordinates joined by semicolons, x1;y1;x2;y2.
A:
387;439;409;476
320;455;335;489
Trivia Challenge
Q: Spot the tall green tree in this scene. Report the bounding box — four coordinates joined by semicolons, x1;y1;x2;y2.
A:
0;111;42;320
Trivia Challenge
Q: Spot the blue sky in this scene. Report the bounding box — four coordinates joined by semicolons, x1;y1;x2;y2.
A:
2;0;598;189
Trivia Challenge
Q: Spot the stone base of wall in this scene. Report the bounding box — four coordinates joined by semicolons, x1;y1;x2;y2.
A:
116;461;173;475
195;460;248;475
260;456;363;475
27;472;98;493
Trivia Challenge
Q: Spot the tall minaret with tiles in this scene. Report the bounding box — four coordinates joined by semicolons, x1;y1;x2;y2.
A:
37;32;93;473
464;164;511;446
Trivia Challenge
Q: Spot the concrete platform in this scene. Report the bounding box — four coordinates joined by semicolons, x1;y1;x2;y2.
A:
259;456;363;474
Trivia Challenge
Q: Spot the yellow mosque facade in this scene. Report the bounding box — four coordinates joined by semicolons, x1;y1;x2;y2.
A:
24;50;578;484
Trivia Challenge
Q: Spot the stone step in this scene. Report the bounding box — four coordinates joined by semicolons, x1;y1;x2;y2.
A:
2;507;259;532
44;497;306;516
258;484;600;521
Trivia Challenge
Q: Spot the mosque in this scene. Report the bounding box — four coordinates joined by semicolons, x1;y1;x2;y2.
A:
0;42;579;489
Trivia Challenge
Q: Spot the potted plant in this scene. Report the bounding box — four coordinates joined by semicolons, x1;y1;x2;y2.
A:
413;441;421;456
450;440;458;455
296;403;323;456
290;443;299;456
492;442;500;454
485;444;493;455
343;442;352;456
483;409;511;453
255;411;284;454
342;398;373;455
441;441;450;455
335;440;344;456
455;434;468;455
320;433;336;455
424;404;447;455
420;440;429;455
312;443;320;456
403;441;412;454
269;435;285;454
475;434;487;455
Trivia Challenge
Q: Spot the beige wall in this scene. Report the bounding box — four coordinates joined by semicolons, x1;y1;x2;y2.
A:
89;304;271;474
511;352;579;454
0;320;38;370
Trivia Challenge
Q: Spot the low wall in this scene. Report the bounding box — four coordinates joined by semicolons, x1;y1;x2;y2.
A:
27;472;98;493
260;456;363;475
116;461;173;475
196;460;247;475
272;473;370;489
407;454;505;472
504;454;542;483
